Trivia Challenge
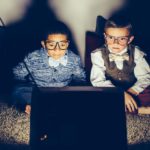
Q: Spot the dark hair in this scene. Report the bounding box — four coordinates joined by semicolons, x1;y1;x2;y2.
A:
104;16;133;35
43;21;70;40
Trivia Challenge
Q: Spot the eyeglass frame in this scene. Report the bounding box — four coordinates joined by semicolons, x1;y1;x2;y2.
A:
45;40;70;50
104;33;130;45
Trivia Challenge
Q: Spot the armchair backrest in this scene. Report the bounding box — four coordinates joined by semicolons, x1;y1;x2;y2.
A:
85;16;107;84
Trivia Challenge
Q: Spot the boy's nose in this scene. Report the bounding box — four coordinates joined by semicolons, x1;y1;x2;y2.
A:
54;43;60;51
114;38;119;44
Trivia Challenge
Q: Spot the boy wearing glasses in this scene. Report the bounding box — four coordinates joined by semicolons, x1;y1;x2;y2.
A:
12;22;86;114
90;16;150;113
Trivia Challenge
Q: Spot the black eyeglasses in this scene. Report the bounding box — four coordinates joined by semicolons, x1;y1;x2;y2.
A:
45;40;69;50
105;34;130;45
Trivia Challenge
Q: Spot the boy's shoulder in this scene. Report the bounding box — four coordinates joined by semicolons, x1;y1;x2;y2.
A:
132;45;147;61
134;45;146;57
91;47;104;56
67;50;83;65
22;49;45;64
90;48;103;60
91;48;100;54
67;50;80;59
91;45;106;54
26;48;44;60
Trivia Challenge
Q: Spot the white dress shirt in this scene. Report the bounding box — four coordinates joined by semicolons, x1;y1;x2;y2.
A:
90;46;150;94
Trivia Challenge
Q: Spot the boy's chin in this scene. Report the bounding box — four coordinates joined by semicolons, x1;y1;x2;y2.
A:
110;47;124;53
51;55;63;60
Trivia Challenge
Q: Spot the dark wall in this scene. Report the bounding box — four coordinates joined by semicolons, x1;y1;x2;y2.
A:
112;0;150;63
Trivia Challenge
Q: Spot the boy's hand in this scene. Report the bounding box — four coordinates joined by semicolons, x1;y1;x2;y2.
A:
25;105;31;115
124;92;138;113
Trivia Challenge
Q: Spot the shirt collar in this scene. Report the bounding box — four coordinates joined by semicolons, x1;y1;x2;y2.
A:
48;50;68;67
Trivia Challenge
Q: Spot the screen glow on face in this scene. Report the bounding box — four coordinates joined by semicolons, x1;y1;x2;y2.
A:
43;34;68;60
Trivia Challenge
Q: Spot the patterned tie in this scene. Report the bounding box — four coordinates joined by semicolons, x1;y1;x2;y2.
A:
108;52;129;62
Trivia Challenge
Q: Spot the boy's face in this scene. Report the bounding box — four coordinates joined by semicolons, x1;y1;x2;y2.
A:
41;34;69;60
104;28;134;53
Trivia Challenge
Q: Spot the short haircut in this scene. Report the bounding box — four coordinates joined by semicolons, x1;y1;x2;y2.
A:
104;16;133;35
43;21;70;41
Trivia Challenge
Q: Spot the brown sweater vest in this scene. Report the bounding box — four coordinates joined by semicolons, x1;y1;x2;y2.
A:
101;45;137;90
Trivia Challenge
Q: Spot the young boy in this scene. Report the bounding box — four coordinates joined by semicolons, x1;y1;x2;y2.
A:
12;22;86;114
90;16;150;113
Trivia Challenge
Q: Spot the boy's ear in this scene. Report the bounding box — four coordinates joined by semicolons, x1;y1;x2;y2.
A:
103;33;106;37
41;41;45;48
128;36;134;44
66;42;69;48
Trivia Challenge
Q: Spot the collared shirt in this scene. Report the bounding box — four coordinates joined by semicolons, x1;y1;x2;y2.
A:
90;46;150;94
13;48;86;87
